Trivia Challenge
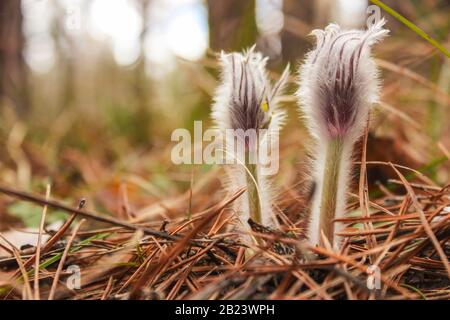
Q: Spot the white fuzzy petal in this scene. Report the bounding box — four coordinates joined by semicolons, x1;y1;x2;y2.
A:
297;19;388;143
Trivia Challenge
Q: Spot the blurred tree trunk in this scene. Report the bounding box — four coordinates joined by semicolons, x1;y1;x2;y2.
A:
280;0;315;65
0;0;29;116
207;0;258;51
133;0;153;146
53;1;76;112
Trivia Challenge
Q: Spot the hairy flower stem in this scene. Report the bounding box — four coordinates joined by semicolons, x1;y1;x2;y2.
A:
318;138;343;246
245;154;262;225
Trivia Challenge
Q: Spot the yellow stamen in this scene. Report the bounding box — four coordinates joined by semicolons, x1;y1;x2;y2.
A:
260;100;269;113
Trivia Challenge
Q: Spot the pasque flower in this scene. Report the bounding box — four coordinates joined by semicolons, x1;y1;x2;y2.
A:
297;20;388;248
211;46;289;242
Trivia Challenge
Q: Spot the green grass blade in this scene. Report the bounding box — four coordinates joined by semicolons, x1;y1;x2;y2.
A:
370;0;450;57
32;233;111;276
400;283;427;300
0;233;112;296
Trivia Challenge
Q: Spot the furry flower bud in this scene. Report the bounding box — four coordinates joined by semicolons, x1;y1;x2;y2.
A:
297;20;388;248
211;46;289;242
298;19;388;143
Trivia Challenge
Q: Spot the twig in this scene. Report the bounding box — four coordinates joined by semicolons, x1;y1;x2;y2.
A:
12;249;32;300
34;184;51;300
48;219;86;300
10;199;85;279
389;163;450;278
0;185;178;241
101;277;114;300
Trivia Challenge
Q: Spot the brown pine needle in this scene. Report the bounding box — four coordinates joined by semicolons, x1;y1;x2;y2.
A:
33;184;51;300
48;219;86;300
389;163;450;278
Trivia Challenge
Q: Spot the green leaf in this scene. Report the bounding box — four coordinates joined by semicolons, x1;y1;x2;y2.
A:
8;202;67;228
29;233;111;276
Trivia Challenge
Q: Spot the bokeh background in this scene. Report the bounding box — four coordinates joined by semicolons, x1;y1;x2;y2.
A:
0;0;449;231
